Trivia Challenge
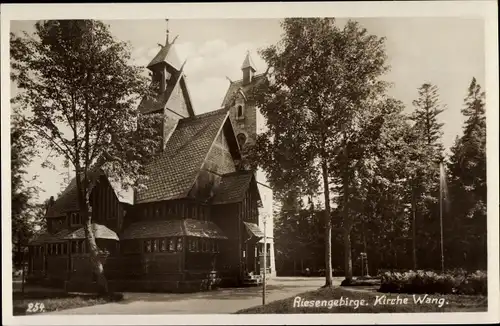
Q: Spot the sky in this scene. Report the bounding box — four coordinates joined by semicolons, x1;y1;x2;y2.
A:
10;18;485;203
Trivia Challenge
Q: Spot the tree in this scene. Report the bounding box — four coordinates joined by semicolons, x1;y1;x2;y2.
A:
407;82;447;269
447;77;486;269
411;83;446;154
251;18;389;286
11;20;162;293
11;110;42;269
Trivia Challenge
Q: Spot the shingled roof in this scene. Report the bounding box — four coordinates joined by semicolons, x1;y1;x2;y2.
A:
29;229;73;245
121;218;227;240
147;42;182;70
135;108;230;204
64;223;119;241
211;171;262;206
221;73;267;107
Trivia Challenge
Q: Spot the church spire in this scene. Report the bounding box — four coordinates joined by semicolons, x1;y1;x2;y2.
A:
241;50;257;72
241;51;256;85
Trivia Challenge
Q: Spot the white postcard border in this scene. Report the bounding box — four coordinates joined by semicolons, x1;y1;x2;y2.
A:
1;1;498;325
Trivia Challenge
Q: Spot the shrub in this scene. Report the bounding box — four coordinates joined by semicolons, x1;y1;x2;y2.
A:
378;269;487;295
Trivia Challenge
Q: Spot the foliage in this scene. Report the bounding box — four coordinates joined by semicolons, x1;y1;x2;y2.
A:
411;83;446;154
378;269;487;295
446;77;487;270
11;109;44;267
252;17;390;285
10;19;162;293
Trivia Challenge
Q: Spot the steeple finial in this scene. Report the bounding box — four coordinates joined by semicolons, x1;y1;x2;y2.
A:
165;19;170;45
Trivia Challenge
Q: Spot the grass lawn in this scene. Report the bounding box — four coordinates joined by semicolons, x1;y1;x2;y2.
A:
13;290;123;316
236;286;487;314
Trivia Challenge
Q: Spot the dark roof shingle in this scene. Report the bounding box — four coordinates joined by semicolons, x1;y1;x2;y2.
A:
147;43;182;70
121;218;227;240
243;221;264;238
29;229;73;245
212;171;254;205
64;223;119;241
135;108;229;204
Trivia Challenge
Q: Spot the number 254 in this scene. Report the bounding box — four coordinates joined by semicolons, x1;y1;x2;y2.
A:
26;302;45;313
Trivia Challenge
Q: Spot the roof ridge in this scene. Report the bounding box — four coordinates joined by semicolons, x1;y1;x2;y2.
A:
229;73;267;85
179;107;228;123
221;170;254;178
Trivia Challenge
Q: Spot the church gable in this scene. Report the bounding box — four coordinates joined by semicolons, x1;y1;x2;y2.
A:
136;109;229;204
165;75;191;118
203;126;237;175
188;113;241;201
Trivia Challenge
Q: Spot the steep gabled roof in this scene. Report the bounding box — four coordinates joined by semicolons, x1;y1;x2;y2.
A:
212;170;262;206
147;42;182;70
221;73;267;107
45;169;133;218
135;108;230;204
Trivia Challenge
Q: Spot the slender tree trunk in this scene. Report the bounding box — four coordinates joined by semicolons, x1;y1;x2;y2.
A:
75;171;109;294
342;160;353;283
321;158;333;287
343;229;353;282
83;208;109;294
411;189;417;270
362;226;369;276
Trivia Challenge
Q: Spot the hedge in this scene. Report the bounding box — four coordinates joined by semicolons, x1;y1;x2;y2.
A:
378;269;487;295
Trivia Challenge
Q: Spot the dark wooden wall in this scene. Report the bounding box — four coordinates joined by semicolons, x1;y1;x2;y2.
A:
90;176;124;232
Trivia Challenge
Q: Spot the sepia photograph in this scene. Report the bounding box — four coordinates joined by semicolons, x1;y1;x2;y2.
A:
1;2;498;325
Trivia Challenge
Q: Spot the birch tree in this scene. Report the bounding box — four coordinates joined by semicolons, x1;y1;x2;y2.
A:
11;20;162;293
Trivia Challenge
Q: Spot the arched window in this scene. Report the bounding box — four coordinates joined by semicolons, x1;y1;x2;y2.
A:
237;105;243;118
237;133;247;147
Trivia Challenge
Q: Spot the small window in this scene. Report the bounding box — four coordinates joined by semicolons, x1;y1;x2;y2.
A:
169;238;175;252
237;133;247;147
237;105;243;118
160;239;167;252
192;206;198;220
144;240;152;253
176;238;183;251
152;239;158;252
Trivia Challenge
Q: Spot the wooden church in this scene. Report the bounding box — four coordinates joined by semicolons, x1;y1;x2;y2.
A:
27;28;274;292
